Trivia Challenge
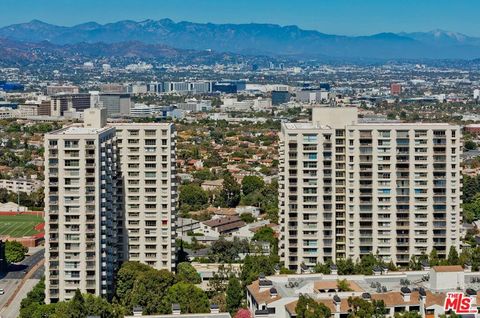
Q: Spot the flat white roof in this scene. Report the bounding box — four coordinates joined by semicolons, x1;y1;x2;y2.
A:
112;122;172;127
283;123;331;130
284;122;455;130
50;125;112;135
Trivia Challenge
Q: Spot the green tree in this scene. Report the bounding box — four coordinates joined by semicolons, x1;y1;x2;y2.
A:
211;293;227;313
240;255;276;287
279;267;295;274
193;169;214;181
447;246;459;265
337;258;356;275
313;262;332;274
239;213;255;223
209;238;249;263
207;265;232;297
83;293;126;318
387;113;396;120
429;249;440;266
409;254;428;270
462;175;480;204
347;297;387;318
20;279;45;309
28;188;45;209
0;188;9;203
465;140;478;150
296;294;331;318
204;152;223;168
20;303;57;318
252;226;278;256
241;176;265;196
354;253;382;275
65;289;86;318
115;261;155;306
337;279;352;291
129;269;176;314
162;282;210;314
179;184;209;212
226;276;243;314
177;262;201;284
219;173;241;208
5;240;28;263
462;193;480;223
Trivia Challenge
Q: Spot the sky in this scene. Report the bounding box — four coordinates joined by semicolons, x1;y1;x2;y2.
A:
2;0;480;36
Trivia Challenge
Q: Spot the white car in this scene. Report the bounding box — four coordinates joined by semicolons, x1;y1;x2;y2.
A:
0;289;4;295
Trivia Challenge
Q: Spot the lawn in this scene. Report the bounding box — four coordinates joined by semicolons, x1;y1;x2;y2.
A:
0;213;44;237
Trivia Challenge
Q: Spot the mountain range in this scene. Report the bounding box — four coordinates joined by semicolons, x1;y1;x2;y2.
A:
1;19;480;60
0;37;249;66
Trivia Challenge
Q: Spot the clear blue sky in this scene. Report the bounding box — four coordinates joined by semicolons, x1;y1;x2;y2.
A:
2;0;479;36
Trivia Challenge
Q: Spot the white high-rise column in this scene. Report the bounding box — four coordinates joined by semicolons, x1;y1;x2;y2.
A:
114;123;177;271
44;109;118;303
44;109;178;303
279;107;462;272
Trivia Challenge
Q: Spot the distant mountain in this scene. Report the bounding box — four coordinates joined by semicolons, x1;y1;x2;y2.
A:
0;37;247;66
400;29;480;47
1;19;480;59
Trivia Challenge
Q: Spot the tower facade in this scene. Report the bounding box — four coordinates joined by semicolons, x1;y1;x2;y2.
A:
279;107;461;271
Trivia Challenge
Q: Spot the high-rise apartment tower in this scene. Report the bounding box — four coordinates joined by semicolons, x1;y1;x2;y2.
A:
44;108;177;303
279;107;461;271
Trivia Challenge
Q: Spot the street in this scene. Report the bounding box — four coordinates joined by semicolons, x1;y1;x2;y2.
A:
0;249;45;318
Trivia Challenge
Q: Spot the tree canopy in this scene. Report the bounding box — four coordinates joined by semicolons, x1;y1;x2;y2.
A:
296;295;331;318
218;173;241;208
179;184;209;213
241;176;265;196
5;240;28;263
252;226;278;256
20;284;125;318
226;276;243;314
177;262;201;284
347;297;387;318
162;282;210;314
240;255;277;287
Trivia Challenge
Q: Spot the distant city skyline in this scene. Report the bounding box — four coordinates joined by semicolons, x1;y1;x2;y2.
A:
2;0;480;37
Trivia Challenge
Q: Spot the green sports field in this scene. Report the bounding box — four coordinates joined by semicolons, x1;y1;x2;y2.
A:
0;214;44;237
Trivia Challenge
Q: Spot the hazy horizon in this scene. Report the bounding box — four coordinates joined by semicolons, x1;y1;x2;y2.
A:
2;0;480;37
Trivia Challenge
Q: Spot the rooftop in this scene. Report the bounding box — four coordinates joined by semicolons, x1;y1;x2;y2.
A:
432;265;464;272
49;125;112;135
283;121;455;131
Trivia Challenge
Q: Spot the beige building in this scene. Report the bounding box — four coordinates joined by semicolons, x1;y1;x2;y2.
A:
44;108;178;303
0;178;42;194
279;107;462;271
115;123;177;270
246;265;475;318
47;85;79;95
44;108;119;303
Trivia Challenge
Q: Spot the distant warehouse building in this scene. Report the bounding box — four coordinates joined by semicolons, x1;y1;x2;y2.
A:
0;179;42;194
212;80;246;94
212;82;237;94
51;93;91;116
99;93;131;117
465;124;480;134
0;81;24;92
47;85;79;95
391;83;402;95
296;89;330;103
271;90;291;105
